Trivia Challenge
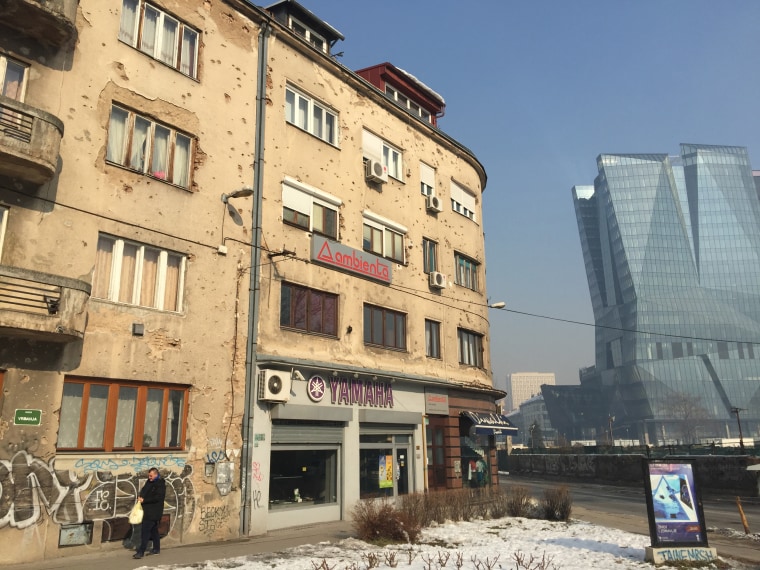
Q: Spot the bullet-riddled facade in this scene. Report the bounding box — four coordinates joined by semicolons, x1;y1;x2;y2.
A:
0;0;508;563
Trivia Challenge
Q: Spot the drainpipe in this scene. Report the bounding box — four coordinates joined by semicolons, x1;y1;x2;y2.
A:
240;18;271;536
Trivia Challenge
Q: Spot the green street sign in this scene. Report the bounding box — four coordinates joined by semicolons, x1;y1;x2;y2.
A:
14;409;42;426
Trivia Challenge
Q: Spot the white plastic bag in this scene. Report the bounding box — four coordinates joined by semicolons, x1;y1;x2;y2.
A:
128;502;143;524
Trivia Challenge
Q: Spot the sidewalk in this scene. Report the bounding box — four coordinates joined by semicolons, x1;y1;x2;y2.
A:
5;521;354;570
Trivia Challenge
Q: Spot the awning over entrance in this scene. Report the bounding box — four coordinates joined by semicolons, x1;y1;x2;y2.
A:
461;411;518;435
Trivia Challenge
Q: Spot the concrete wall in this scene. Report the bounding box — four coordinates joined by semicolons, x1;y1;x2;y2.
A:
504;453;760;497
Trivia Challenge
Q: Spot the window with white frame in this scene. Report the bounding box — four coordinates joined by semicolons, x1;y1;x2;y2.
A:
385;86;433;124
285;85;338;145
450;180;477;222
362;130;403;181
281;176;341;239
0;206;7;261
420;162;435;196
0;54;28;102
288;16;327;53
119;0;199;78
362;210;407;264
106;104;194;188
425;319;441;359
92;234;186;312
454;252;479;291
422;237;437;274
458;328;483;368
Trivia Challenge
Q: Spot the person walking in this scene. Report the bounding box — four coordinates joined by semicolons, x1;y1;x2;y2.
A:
133;467;166;559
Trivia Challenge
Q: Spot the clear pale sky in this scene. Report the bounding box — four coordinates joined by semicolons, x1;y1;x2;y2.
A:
310;1;760;390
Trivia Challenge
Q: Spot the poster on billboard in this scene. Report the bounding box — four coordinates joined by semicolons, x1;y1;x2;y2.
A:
642;459;708;547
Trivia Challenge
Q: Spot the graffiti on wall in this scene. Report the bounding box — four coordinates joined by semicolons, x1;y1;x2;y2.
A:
0;451;195;532
198;504;230;536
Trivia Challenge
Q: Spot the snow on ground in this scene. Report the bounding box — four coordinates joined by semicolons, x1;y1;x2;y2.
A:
138;516;745;570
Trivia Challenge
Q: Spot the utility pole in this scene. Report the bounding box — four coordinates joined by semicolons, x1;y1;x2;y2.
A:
608;415;615;446
731;407;746;454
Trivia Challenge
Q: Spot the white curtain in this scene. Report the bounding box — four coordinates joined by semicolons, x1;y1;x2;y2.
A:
118;0;138;45
106;107;128;164
143;389;164;448
140;5;158;56
58;383;84;448
151;125;169;178
83;385;109;448
180;28;197;77
172;133;191;187
114;387;137;448
160;16;178;66
130;115;150;172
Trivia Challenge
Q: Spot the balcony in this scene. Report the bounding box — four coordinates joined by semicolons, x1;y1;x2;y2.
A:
0;97;64;185
0;0;78;47
0;265;91;342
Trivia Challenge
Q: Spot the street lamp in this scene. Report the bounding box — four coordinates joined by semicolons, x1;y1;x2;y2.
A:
489;301;506;309
731;407;746;454
608;415;615;446
221;188;254;226
529;423;536;452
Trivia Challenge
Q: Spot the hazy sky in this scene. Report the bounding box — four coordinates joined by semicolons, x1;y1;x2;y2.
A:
310;1;760;389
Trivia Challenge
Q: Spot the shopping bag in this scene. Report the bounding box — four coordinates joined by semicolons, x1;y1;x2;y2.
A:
128;502;143;524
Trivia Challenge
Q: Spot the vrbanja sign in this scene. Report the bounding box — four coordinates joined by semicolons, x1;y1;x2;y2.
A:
642;459;717;564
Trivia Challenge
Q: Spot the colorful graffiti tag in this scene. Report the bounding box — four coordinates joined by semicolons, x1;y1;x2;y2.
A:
0;451;195;532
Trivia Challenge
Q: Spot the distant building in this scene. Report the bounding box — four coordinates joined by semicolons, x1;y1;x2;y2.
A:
506;372;555;412
549;144;760;446
519;395;557;447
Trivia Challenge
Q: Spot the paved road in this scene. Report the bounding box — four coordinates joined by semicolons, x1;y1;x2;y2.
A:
499;473;760;568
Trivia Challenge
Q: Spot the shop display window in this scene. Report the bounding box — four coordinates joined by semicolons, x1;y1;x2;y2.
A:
269;448;337;509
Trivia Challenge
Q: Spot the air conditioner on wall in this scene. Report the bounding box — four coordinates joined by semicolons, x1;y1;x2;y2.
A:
426;194;443;213
258;370;292;403
365;158;388;184
429;271;446;289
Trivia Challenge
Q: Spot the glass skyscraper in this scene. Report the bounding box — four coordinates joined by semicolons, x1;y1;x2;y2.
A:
549;144;760;446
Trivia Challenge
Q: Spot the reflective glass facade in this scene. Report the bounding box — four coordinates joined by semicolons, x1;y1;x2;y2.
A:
570;144;760;445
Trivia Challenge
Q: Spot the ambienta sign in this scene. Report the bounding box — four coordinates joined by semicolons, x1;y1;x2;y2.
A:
311;236;392;284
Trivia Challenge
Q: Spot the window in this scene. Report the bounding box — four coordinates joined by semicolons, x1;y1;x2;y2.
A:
458;328;483;368
288;17;327;53
269;448;337;508
281;176;341;239
119;0;199;78
425;319;441;359
422;238;437;273
106;104;193;188
92;234;186;312
454;253;479;291
0;206;7;261
280;282;338;336
57;377;187;452
450;180;477;222
363;210;408;264
285;86;338;145
0;54;28;102
386;86;433;124
420;162;435;196
363;130;403;181
364;304;406;350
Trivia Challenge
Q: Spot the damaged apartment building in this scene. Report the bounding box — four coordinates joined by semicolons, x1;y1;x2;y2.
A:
0;0;513;563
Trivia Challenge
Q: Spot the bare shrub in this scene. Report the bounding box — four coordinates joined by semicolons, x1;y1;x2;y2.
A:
351;498;420;544
542;485;572;522
506;485;532;517
488;487;510;518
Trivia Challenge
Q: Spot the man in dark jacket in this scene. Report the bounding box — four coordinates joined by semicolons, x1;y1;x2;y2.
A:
133;467;166;559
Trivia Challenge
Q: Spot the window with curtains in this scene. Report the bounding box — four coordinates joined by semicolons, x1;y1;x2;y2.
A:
106;104;193;188
92;234;186;312
454;252;479;291
119;0;199;79
280;282;338;337
457;328;483;368
57;377;188;452
425;319;441;358
362;130;403;181
363;304;406;350
450;180;477;222
420;162;435;196
285;85;339;146
0;54;28;102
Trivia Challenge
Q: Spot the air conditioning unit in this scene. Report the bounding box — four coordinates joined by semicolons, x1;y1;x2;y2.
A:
258;370;292;403
426;194;443;213
365;158;388;184
429;271;446;289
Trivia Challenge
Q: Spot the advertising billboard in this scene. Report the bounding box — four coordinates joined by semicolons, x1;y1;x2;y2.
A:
642;460;708;547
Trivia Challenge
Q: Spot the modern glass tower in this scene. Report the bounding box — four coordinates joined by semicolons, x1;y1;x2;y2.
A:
554;144;760;446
